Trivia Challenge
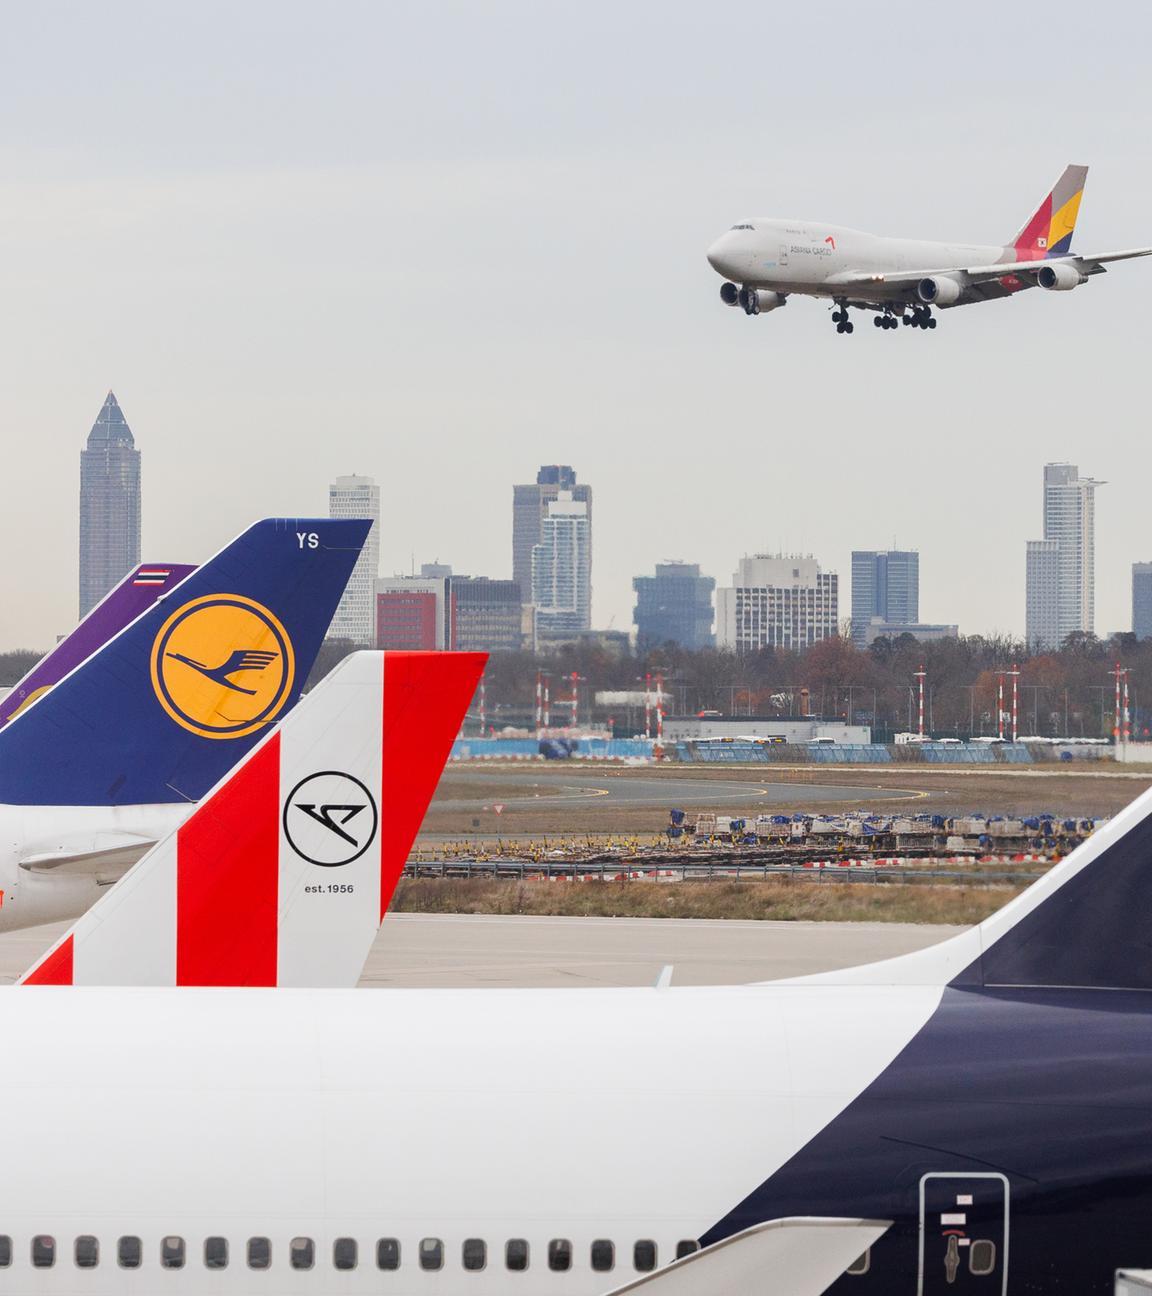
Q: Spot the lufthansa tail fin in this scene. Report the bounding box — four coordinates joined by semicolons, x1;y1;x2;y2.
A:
0;519;369;807
20;650;484;988
0;563;196;728
1012;164;1089;257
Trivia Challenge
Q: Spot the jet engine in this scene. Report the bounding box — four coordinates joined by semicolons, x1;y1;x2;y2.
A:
917;276;962;306
720;282;739;305
735;286;787;315
1038;263;1087;291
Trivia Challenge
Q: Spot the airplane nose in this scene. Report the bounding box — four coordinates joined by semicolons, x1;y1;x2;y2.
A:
706;238;728;273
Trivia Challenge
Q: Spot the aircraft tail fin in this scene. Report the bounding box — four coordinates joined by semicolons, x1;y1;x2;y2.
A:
1012;164;1089;257
21;650;484;988
0;519;369;807
0;563;197;728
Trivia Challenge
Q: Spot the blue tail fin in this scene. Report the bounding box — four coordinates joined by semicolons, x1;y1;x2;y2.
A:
0;518;370;806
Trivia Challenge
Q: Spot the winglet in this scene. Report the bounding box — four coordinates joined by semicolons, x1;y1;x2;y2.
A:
21;650;484;988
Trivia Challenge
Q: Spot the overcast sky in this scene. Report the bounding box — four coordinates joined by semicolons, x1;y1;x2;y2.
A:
2;0;1150;651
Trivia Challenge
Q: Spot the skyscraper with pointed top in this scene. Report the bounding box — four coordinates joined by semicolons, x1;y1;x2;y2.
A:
79;391;141;617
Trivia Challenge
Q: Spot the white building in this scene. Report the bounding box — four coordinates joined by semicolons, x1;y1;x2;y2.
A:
1025;464;1102;650
716;555;839;651
328;474;380;644
531;491;591;637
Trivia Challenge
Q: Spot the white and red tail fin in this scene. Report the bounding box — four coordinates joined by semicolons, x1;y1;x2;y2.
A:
20;651;483;988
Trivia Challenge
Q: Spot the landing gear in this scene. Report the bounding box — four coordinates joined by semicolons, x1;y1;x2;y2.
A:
874;310;898;330
907;306;937;330
831;303;854;334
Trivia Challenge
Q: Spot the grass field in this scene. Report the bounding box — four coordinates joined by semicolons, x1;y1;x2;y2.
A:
393;876;1022;925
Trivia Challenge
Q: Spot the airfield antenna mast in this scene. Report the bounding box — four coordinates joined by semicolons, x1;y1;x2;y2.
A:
655;673;665;742
1010;663;1020;743
997;672;1005;740
914;666;927;739
479;675;487;736
644;673;653;739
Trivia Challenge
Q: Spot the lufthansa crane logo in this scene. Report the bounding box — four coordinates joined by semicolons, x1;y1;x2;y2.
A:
150;594;295;740
283;771;379;867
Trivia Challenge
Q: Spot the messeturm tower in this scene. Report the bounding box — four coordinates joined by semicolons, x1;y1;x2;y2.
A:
79;391;141;617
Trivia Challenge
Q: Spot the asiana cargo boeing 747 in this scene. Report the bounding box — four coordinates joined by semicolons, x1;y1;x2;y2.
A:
707;165;1150;332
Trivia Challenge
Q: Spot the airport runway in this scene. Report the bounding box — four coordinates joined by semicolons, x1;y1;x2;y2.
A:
433;770;921;810
0;912;962;988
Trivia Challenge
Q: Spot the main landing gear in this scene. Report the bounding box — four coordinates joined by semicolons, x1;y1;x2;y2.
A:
831;303;854;334
903;305;937;330
873;309;899;330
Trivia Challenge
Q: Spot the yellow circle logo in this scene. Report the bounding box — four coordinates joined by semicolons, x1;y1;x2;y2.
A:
150;595;295;740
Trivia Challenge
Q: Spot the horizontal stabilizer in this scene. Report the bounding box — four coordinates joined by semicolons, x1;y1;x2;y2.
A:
19;836;155;877
20;651;485;988
600;1218;890;1296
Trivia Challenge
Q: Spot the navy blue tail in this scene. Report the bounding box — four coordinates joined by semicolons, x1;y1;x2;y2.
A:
0;518;370;805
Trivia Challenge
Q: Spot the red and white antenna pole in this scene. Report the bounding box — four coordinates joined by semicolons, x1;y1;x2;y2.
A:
914;666;926;738
1124;670;1131;743
997;671;1005;740
543;677;550;730
534;670;542;738
644;672;652;739
1010;663;1019;743
570;672;579;731
655;672;665;741
479;676;487;735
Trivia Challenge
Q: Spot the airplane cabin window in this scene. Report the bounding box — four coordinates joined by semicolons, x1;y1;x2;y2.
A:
290;1237;315;1270
333;1237;358;1270
506;1238;529;1271
969;1241;996;1276
634;1240;657;1271
31;1235;55;1268
463;1238;487;1270
161;1236;186;1269
846;1248;870;1275
248;1237;271;1269
0;1235;11;1267
420;1238;444;1271
591;1239;615;1272
204;1236;228;1269
75;1236;99;1268
118;1236;142;1269
377;1238;401;1270
548;1239;572;1272
676;1240;699;1259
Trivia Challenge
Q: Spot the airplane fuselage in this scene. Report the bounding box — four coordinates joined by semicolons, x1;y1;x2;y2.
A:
1;982;1149;1293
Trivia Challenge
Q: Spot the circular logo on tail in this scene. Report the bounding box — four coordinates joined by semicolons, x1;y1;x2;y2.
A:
150;594;295;740
283;770;379;867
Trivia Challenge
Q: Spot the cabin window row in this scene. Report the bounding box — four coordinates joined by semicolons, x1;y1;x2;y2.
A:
0;1234;701;1273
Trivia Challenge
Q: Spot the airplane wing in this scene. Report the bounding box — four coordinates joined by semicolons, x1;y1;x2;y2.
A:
599;1218;891;1296
19;835;156;877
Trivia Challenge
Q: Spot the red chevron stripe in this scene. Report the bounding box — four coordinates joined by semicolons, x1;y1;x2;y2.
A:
24;934;74;985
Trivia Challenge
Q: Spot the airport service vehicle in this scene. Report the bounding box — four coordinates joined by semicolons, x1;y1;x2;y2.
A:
0;517;368;934
707;164;1151;333
5;696;1152;1293
0;562;195;726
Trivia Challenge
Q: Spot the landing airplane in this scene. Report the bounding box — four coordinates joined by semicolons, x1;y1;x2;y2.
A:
3;663;1152;1293
0;562;196;727
0;517;368;934
707;164;1151;333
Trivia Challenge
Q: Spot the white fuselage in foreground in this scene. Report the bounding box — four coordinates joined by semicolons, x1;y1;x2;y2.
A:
0;803;190;933
706;218;1003;302
0;982;939;1293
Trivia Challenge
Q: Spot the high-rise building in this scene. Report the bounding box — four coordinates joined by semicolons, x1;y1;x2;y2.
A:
715;555;839;651
1025;463;1102;650
375;575;449;650
633;562;715;650
449;577;524;653
1133;563;1152;641
79;391;141;617
531;492;591;638
850;550;919;643
512;465;592;611
328;475;380;644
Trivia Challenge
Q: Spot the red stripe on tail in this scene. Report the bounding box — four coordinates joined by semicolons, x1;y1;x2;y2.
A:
23;934;74;985
380;652;486;919
176;732;282;986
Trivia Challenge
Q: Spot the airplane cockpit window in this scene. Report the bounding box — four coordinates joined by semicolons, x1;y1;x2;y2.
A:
333;1238;358;1270
676;1240;700;1259
75;1236;99;1268
204;1237;228;1269
419;1238;444;1271
248;1237;271;1270
847;1248;870;1275
591;1240;615;1272
377;1238;401;1270
117;1236;142;1269
161;1236;185;1269
969;1241;996;1276
634;1240;657;1272
290;1237;314;1270
463;1238;487;1270
548;1240;572;1271
31;1235;55;1268
0;1236;10;1267
506;1238;529;1271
